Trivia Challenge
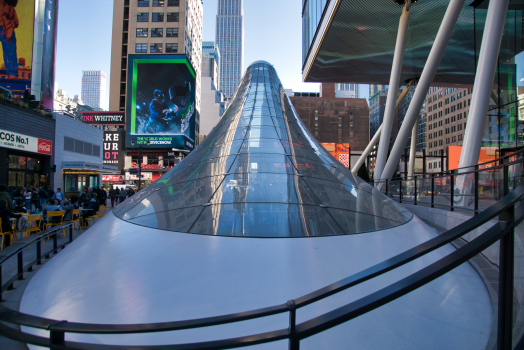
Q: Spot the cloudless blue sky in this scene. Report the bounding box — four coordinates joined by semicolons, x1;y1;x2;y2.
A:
55;0;320;110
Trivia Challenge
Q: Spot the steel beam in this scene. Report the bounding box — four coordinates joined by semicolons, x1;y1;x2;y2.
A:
380;0;467;183
374;0;412;181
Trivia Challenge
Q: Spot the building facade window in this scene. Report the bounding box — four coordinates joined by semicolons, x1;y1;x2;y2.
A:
137;0;149;6
137;13;149;21
166;28;178;37
152;12;164;22
167;12;179;22
136;28;148;37
166;43;178;52
135;43;148;53
150;43;163;53
152;0;164;6
167;0;179;5
151;28;163;37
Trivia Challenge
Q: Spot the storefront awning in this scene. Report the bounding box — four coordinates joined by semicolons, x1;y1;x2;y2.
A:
62;161;119;174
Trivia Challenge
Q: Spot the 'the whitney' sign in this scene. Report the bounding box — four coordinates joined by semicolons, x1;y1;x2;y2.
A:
80;112;125;126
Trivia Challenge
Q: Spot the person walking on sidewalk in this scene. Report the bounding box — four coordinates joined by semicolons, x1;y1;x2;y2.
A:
53;188;65;202
109;186;117;207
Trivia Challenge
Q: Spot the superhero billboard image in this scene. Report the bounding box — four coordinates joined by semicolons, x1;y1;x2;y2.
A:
126;54;196;150
0;0;35;96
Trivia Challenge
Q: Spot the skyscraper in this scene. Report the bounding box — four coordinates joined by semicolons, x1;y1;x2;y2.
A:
215;0;243;98
81;70;107;111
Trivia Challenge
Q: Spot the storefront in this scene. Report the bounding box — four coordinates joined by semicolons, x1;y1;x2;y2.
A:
62;161;118;197
0;129;53;189
125;172;153;188
102;174;125;190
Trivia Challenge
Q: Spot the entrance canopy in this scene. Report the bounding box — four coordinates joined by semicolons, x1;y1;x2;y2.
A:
302;0;524;86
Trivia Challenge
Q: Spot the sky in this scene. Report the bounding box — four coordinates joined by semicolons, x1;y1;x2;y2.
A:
55;0;321;111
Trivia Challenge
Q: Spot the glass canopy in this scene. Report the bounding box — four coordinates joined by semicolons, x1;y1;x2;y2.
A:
114;61;412;237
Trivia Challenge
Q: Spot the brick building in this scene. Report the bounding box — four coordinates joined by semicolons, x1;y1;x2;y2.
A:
289;84;370;154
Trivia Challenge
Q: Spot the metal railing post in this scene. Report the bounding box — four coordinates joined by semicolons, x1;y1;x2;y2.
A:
385;180;389;197
475;165;479;215
431;174;435;208
287;300;299;350
450;174;454;211
17;251;23;280
53;231;58;255
37;240;42;265
504;163;510;196
414;176;418;205
0;265;2;301
49;329;65;350
399;180;403;203
498;205;515;350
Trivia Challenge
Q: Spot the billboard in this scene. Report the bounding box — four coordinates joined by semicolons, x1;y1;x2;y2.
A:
0;128;52;155
82;112;125;126
103;131;124;170
126;54;196;150
41;0;59;110
447;145;499;171
0;0;35;96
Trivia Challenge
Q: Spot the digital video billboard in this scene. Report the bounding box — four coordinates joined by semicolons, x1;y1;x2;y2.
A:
0;0;35;96
126;54;196;150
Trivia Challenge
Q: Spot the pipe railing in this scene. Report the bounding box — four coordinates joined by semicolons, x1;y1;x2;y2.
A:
373;147;524;214
0;188;524;347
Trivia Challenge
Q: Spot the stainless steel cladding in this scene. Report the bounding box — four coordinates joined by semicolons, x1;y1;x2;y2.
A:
113;61;412;237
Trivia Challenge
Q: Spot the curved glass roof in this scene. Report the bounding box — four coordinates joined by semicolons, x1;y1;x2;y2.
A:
114;61;412;237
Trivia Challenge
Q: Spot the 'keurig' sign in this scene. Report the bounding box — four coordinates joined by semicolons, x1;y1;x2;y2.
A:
103;131;124;170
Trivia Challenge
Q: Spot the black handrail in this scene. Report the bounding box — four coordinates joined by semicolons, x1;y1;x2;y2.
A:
1;183;523;349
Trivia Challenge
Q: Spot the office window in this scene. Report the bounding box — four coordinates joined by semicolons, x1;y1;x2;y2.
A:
137;13;149;21
136;28;148;37
166;28;178;37
153;0;164;6
151;28;163;37
138;0;149;6
166;43;178;53
150;43;163;53
167;12;179;22
135;43;147;53
152;12;164;22
168;0;179;5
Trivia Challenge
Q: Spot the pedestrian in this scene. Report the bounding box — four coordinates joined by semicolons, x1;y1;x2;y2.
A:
0;199;21;248
47;186;55;201
24;188;32;211
38;185;47;208
0;184;15;211
118;188;127;203
109;186;117;207
53;188;65;202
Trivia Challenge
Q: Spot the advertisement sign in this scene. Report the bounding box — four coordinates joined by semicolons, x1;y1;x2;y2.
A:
102;175;125;182
0;0;35;96
447;146;499;171
126;172;153;181
62;161;118;172
40;0;59;110
126;54;196;150
82;112;125;126
103;131;124;170
0;128;52;155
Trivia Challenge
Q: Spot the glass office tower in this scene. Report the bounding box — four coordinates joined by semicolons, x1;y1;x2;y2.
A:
215;0;244;98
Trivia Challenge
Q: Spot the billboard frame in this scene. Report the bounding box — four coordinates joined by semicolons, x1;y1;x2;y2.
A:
126;54;196;150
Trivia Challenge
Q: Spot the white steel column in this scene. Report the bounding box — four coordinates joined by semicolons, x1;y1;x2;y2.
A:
458;0;509;171
352;83;413;174
407;115;419;178
373;0;412;181
380;0;467;183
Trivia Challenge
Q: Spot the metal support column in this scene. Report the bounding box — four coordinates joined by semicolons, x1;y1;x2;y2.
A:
380;0;467;182
408;115;419;178
352;83;413;174
459;0;509;172
374;0;412;181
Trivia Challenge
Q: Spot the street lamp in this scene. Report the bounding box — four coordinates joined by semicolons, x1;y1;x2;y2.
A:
131;139;150;191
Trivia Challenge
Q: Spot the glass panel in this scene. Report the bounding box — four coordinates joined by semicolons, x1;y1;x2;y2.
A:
127;207;203;232
210;173;318;205
120;176;225;219
65;175;77;193
8;171;16;187
239;139;285;154
433;175;451;208
228;153;296;175
190;203;343;237
17;172;24;187
26;157;37;170
328;208;407;234
244;126;280;140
